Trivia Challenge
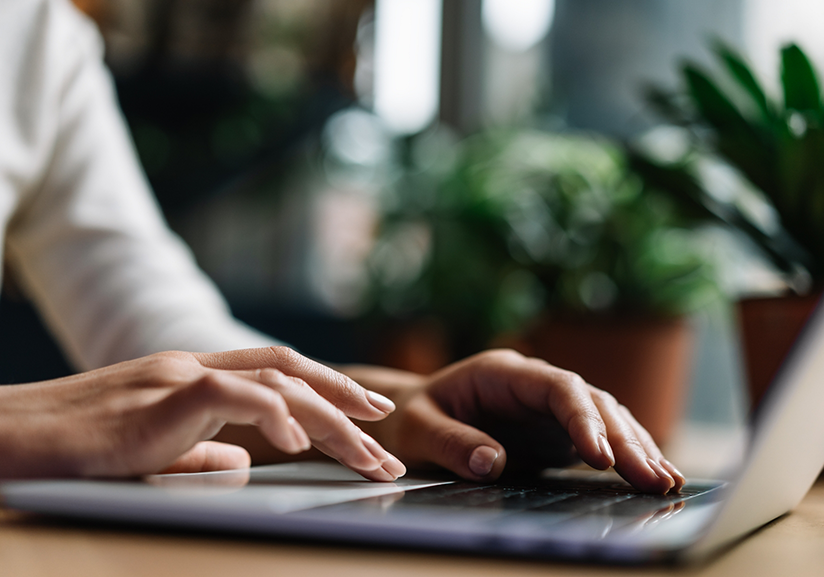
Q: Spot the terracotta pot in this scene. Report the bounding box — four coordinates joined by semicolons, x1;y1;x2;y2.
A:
375;318;452;375
737;292;821;412
511;315;693;446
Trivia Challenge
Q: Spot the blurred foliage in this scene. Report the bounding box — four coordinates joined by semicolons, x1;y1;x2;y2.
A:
112;0;369;214
631;41;824;289
365;130;717;350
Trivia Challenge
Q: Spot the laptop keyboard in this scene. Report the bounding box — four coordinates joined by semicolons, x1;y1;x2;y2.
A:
370;477;718;520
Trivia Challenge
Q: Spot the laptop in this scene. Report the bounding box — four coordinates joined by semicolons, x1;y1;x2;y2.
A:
3;298;824;564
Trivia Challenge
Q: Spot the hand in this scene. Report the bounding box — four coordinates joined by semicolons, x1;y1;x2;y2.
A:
347;350;685;494
0;347;405;481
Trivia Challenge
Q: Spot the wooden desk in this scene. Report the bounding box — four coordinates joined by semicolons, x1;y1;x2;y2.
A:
1;481;823;577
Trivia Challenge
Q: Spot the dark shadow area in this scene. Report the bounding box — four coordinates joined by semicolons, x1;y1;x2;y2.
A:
0;296;73;384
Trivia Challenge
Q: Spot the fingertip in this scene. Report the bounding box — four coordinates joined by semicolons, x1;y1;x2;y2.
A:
207;442;252;472
565;411;613;468
229;444;253;468
366;390;396;414
288;416;312;453
334;386;395;422
464;445;507;481
468;446;499;477
383;453;407;478
611;456;678;494
575;434;615;471
574;431;615;471
599;435;616;467
647;458;676;493
348;452;405;482
349;401;395;423
661;459;687;493
363;455;407;483
359;467;396;482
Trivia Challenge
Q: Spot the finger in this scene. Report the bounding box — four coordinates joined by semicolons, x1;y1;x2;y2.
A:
158;441;250;474
348;453;408;483
147;371;311;471
195;347;395;420
253;369;400;476
616;403;686;492
589;389;675;494
401;394;507;482
660;459;687;493
431;351;613;470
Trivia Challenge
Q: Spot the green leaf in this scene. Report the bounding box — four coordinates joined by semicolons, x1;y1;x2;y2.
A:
627;150;797;275
626;151;715;222
713;40;774;124
682;64;780;202
781;44;823;113
683;64;756;137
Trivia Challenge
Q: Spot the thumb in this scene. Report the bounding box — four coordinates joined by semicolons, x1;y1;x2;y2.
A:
404;395;507;482
158;441;251;475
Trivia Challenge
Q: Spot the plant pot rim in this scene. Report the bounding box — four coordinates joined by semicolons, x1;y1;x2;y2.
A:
533;310;687;327
737;287;824;304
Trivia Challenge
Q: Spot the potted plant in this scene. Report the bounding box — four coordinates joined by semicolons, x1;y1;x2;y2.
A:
630;42;824;409
365;129;717;443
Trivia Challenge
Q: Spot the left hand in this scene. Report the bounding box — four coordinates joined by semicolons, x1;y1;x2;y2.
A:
347;349;685;494
0;348;404;481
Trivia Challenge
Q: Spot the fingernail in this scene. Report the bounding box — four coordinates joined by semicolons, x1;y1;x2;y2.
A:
382;453;407;478
647;458;675;490
468;446;498;477
662;459;686;488
360;431;389;465
368;467;397;482
598;435;615;467
288;417;311;452
366;391;396;413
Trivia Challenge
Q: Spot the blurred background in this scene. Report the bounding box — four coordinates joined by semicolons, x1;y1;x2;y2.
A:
4;0;824;461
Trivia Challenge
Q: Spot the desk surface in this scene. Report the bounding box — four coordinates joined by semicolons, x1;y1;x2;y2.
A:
1;480;823;577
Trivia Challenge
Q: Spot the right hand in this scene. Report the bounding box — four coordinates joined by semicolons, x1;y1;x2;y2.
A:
0;347;405;481
344;350;685;494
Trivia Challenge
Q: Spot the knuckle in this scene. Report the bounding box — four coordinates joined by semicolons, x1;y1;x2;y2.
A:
527;356;551;367
139;352;196;385
329;372;362;401
188;372;229;404
286;376;311;394
255;367;285;383
553;368;588;392
592;388;618;407
151;350;191;361
267;346;304;371
622;435;646;453
436;427;469;460
481;348;524;367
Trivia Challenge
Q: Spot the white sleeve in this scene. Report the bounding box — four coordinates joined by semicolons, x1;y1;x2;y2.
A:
4;0;277;370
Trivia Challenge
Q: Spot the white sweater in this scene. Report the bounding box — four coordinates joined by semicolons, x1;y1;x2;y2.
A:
0;0;275;370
